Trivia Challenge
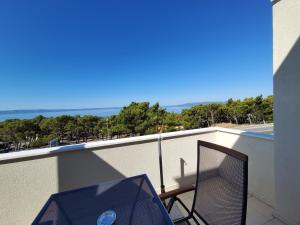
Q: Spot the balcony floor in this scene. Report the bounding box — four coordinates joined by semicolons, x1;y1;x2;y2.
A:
167;191;286;225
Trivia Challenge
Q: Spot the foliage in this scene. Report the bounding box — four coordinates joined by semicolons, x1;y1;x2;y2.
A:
0;95;273;152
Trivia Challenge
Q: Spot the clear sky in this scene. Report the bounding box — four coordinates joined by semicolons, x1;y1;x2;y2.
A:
0;0;273;110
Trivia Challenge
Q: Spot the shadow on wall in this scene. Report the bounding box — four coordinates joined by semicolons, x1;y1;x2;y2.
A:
274;35;300;108
57;144;125;192
175;155;239;187
273;36;300;137
274;36;300;77
273;36;300;223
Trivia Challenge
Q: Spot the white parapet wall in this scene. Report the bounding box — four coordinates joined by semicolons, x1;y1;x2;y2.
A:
0;127;274;225
215;128;275;207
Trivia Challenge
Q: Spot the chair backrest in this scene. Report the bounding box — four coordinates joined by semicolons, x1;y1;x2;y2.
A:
192;140;248;225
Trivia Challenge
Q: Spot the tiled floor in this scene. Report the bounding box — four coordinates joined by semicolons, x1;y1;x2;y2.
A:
167;191;286;225
246;196;285;225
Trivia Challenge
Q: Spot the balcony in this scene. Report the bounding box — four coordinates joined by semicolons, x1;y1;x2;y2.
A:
0;127;285;225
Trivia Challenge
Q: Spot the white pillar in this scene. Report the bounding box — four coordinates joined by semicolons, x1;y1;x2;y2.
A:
273;0;300;224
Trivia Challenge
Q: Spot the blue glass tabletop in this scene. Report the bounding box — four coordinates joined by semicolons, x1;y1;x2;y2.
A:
32;174;174;225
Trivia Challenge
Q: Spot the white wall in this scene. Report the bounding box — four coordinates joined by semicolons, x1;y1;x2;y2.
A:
162;132;217;190
0;129;217;225
273;0;300;224
215;129;275;206
0;128;274;225
0;140;160;225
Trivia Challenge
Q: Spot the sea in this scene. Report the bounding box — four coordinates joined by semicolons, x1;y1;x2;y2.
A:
0;105;190;122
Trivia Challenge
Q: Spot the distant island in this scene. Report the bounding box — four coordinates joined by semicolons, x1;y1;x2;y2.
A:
0;107;122;115
171;102;224;108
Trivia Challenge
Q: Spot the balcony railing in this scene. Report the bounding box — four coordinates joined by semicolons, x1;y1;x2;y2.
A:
0;127;274;225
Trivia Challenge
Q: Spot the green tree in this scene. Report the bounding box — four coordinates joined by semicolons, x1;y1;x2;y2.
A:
118;102;150;135
182;105;209;129
205;103;223;126
163;112;182;132
262;95;273;122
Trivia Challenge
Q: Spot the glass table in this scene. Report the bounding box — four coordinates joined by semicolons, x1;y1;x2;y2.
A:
32;174;174;225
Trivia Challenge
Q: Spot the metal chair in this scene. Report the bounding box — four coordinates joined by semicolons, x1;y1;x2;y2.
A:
160;140;248;225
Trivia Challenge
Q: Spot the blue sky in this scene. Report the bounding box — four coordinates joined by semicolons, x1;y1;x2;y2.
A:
0;0;272;110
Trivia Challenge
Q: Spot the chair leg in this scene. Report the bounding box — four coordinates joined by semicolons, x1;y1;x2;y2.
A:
166;197;176;213
172;197;202;225
176;197;192;216
174;216;192;225
190;215;201;225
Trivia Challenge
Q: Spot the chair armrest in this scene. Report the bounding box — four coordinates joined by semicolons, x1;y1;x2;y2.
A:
159;185;195;200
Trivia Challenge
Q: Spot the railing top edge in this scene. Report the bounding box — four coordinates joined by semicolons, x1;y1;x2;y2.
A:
215;127;274;141
0;127;273;162
0;134;158;162
0;128;218;162
160;127;216;139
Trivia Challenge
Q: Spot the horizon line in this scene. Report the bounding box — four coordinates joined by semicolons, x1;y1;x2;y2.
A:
0;101;223;113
